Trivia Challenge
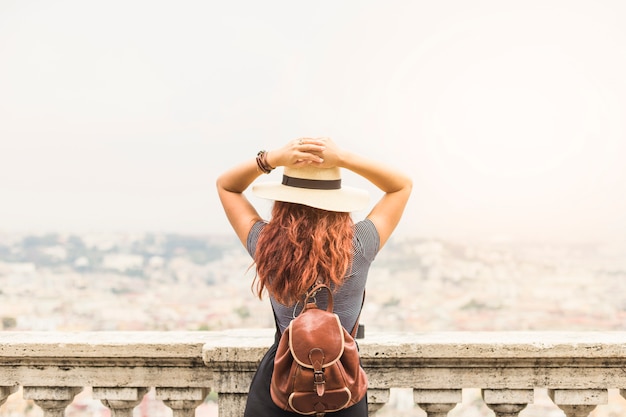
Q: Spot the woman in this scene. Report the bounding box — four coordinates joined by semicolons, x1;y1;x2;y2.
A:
216;137;412;416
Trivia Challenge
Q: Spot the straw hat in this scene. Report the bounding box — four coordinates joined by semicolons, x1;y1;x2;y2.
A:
252;165;369;212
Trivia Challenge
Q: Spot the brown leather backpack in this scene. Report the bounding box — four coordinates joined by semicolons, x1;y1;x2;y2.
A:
270;284;368;417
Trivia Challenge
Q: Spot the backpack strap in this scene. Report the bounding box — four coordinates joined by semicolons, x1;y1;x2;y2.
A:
276;285;366;339
306;283;366;339
271;308;283;343
304;283;333;312
350;290;366;339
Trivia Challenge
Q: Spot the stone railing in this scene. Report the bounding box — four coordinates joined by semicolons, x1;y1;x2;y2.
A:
2;330;626;417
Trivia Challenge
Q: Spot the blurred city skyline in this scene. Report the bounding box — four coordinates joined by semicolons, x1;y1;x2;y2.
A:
1;0;626;244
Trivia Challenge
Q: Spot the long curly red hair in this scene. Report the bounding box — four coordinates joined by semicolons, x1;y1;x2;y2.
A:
254;201;354;305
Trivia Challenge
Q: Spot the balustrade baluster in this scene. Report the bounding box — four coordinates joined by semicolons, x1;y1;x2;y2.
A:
156;387;210;417
482;389;533;417
548;389;607;417
22;387;82;417
414;389;462;417
92;387;148;417
0;386;18;406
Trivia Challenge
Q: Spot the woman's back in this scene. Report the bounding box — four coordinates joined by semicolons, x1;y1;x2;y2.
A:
247;218;380;333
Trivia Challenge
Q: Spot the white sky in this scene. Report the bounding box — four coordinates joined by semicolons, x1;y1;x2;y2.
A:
1;0;625;243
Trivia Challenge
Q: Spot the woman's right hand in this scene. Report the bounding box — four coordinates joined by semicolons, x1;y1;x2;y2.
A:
312;137;345;169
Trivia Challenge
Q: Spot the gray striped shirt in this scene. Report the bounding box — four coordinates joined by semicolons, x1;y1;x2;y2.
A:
246;219;380;334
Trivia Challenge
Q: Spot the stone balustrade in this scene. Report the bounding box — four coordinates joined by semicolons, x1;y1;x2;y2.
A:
2;330;626;416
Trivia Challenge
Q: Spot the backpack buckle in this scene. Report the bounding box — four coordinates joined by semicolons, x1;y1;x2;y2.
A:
313;370;325;396
310;348;326;396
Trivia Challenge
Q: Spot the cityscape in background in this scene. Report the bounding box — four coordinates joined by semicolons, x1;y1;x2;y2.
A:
2;231;626;416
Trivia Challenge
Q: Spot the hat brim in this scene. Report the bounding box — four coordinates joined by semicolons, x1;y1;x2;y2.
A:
252;182;369;212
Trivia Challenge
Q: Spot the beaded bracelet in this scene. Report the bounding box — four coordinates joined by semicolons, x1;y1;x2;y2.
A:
256;150;275;174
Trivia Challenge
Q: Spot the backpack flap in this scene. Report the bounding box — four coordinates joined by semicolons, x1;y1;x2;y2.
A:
288;306;345;372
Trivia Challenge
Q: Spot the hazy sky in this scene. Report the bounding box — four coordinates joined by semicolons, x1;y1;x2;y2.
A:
1;0;625;243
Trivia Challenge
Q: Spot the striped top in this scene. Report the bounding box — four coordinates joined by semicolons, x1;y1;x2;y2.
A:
246;218;380;334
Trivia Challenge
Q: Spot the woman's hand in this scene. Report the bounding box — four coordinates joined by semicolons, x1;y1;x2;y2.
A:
312;137;344;169
266;138;327;168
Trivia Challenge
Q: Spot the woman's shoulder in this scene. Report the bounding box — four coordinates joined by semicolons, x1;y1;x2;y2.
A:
246;220;268;257
354;218;379;238
353;219;380;259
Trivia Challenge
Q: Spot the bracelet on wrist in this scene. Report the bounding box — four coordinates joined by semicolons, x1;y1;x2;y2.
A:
256;150;275;174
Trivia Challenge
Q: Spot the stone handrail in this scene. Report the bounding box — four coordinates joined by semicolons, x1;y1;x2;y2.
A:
2;330;626;417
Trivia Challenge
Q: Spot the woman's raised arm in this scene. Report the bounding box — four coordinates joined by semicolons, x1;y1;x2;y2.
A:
317;138;412;249
216;138;326;246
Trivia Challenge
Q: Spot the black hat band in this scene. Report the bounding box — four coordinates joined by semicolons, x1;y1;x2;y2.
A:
282;175;342;190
